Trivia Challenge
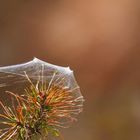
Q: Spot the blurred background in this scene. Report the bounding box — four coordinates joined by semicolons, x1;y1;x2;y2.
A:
0;0;140;140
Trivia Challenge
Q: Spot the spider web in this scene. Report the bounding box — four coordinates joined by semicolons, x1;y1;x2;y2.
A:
0;58;84;120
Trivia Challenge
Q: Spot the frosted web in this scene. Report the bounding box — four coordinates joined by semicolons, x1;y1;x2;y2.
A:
0;58;84;127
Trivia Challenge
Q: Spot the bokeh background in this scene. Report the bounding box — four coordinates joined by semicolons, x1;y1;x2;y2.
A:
0;0;140;140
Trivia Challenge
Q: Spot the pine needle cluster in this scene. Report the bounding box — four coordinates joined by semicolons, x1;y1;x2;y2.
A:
0;73;83;140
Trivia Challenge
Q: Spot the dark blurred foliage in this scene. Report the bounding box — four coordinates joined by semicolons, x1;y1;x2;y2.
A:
0;0;140;140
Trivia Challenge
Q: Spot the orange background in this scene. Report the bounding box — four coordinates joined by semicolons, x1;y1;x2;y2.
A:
0;0;140;140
